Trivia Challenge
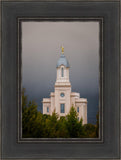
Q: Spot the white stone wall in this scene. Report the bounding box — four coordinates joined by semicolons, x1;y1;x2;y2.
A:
83;103;87;124
75;101;87;124
54;86;71;117
43;102;51;115
70;92;80;107
43;93;87;124
50;92;55;115
56;65;70;83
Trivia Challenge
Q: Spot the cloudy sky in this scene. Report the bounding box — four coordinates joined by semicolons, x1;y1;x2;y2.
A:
22;21;99;124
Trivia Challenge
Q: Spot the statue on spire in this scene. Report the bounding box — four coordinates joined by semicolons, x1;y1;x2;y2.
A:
61;46;64;54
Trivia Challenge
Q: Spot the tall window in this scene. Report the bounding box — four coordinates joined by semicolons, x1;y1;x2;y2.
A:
61;67;64;77
77;107;79;113
60;104;65;113
47;107;49;113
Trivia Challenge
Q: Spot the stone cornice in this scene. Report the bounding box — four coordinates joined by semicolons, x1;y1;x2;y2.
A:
42;101;51;103
75;101;87;103
55;85;71;87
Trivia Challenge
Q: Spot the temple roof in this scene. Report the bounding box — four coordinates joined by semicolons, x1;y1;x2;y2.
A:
56;54;70;68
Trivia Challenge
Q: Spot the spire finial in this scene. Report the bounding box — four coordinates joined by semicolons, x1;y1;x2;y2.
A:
61;46;64;54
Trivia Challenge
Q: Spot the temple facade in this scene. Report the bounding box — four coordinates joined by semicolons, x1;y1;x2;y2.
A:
42;47;87;124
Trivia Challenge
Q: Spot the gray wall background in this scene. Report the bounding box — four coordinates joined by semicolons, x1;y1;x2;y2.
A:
22;21;99;124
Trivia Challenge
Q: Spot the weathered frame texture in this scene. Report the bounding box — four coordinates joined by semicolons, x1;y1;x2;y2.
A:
1;1;120;159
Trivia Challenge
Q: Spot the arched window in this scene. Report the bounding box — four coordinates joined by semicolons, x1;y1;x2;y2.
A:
77;107;79;113
47;107;49;113
60;104;65;113
61;68;64;77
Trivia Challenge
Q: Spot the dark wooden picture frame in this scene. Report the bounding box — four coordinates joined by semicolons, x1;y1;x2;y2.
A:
1;0;120;159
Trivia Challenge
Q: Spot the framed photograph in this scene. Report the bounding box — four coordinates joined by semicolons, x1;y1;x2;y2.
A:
1;0;120;159
19;18;102;142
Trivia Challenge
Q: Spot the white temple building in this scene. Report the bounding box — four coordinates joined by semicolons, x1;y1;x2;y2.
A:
42;47;87;124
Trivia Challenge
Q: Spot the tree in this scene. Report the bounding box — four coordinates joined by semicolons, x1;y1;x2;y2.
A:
22;88;39;138
83;111;99;138
22;88;27;109
22;89;99;138
83;123;97;138
55;116;69;138
44;111;59;138
66;106;83;137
